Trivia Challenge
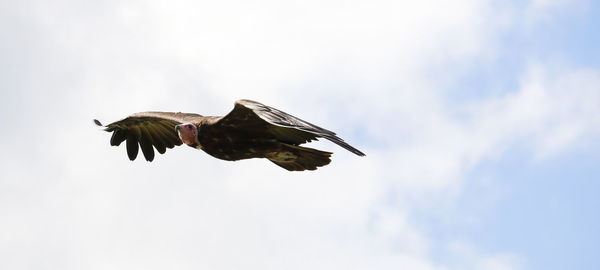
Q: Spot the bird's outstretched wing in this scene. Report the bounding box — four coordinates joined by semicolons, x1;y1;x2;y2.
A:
215;99;365;156
95;112;203;161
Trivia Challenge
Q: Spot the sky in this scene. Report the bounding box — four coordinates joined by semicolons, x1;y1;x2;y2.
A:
1;0;599;269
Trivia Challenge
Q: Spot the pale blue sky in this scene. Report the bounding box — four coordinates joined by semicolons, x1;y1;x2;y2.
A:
0;1;599;269
421;5;600;266
434;3;600;268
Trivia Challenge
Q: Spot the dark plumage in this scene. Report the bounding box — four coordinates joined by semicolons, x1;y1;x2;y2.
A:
95;99;365;171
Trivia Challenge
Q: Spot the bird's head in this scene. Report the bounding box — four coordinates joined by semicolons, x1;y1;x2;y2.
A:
175;123;200;147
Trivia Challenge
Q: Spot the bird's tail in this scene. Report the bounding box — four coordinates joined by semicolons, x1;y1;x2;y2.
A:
268;144;332;171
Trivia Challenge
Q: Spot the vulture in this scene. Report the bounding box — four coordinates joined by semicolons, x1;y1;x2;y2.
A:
95;99;365;171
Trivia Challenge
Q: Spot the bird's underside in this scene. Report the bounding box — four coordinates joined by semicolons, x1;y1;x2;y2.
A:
95;99;365;171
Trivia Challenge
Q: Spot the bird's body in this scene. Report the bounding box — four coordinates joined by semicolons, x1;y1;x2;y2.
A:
96;99;364;171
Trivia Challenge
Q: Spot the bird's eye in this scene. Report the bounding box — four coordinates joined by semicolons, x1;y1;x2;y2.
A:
187;125;193;129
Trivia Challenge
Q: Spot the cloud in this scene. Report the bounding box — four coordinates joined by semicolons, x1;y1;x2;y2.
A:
463;65;600;160
446;241;523;270
1;0;599;270
530;0;581;10
525;0;588;25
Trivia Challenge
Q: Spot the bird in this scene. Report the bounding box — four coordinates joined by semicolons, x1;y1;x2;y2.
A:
95;99;365;171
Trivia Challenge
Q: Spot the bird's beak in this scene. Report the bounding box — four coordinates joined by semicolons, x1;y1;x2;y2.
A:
175;125;181;131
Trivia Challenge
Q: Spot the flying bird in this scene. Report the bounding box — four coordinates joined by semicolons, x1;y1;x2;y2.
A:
95;99;365;171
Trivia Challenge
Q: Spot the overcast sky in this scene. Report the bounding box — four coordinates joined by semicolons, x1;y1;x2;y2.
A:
1;0;599;269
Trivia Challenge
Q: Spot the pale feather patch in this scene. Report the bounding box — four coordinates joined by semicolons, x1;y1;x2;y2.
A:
266;151;297;162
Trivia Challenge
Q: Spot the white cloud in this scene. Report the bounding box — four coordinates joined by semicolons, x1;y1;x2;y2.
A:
531;0;578;9
465;65;600;161
525;0;588;25
1;0;599;270
477;255;522;270
446;241;523;270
